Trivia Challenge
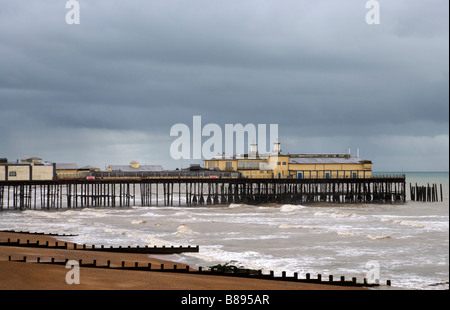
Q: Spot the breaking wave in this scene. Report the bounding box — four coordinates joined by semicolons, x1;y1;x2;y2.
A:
131;220;147;225
380;217;428;228
280;205;304;212
367;235;391;240
332;212;359;218
21;210;62;219
337;231;357;236
228;203;247;209
174;224;196;237
396;220;428;228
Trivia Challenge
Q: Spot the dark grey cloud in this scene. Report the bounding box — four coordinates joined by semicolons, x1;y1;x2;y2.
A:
0;0;448;170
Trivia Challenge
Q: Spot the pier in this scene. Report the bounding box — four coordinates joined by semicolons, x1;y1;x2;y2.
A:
0;176;406;210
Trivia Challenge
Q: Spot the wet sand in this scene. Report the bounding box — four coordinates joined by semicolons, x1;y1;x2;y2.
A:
0;232;365;290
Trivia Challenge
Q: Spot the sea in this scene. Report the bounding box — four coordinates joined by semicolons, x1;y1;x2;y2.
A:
0;172;448;290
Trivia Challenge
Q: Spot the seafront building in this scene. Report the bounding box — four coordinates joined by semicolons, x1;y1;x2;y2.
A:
0;157;55;181
0;157;102;181
204;142;372;179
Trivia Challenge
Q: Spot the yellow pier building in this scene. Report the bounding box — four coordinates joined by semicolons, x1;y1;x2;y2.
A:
204;143;372;179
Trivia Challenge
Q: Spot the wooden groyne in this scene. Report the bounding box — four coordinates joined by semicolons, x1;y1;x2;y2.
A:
0;176;406;210
0;230;78;237
6;255;390;288
409;183;443;202
0;238;199;255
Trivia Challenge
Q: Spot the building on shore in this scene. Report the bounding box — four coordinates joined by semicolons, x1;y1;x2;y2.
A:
204;142;372;179
0;157;55;181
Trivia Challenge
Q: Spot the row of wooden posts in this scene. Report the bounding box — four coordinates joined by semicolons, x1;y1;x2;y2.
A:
409;183;443;202
7;255;389;288
0;238;199;254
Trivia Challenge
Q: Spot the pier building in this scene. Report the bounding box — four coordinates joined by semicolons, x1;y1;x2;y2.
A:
204;143;372;179
0;158;55;181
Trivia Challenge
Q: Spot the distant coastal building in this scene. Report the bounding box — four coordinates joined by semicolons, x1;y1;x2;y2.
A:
0;157;55;181
204;142;372;179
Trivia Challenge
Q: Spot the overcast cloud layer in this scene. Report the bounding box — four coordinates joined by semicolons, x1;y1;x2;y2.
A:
0;0;448;171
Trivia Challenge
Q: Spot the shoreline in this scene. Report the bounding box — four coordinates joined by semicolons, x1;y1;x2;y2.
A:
0;231;366;290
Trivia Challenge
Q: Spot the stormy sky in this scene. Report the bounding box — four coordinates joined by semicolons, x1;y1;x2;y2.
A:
0;0;448;171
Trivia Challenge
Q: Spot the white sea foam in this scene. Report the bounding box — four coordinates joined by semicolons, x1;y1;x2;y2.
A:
131;220;147;224
144;235;172;246
380;217;428;228
22;210;62;219
78;209;109;217
141;212;165;218
174;224;195;237
332;212;359;218
314;211;329;216
367;234;391;240
279;224;297;229
184;247;274;270
278;224;316;230
337;231;357;236
175;211;192;217
395;220;428;228
183;246;226;263
228;203;249;208
280;205;304;212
